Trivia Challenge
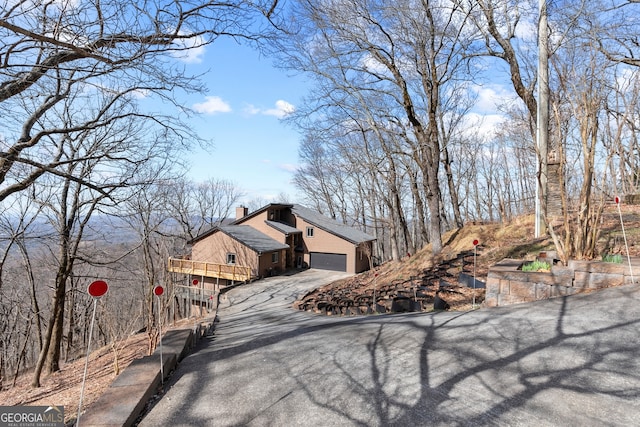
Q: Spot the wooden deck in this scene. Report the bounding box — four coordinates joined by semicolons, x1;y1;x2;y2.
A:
168;258;252;282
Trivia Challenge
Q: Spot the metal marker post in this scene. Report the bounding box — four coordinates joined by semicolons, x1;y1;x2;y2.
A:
473;239;479;308
192;278;199;329
200;275;204;317
77;280;109;427
615;197;635;285
154;285;165;384
373;273;378;314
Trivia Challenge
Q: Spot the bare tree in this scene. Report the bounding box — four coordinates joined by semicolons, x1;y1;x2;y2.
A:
0;0;284;387
0;0;283;202
164;177;244;247
590;0;640;67
603;68;640;196
544;20;627;262
281;0;475;255
27;86;183;386
294;133;349;220
194;178;245;231
0;193;47;384
123;183;173;355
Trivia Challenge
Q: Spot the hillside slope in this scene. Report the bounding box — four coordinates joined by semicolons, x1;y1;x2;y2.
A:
295;208;640;314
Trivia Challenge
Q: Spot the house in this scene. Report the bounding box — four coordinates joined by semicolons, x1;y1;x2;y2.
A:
183;203;376;282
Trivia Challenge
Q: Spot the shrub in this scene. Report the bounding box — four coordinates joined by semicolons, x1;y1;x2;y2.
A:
521;260;551;272
602;253;623;264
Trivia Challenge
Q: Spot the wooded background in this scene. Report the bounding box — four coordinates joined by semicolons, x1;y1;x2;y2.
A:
1;0;640;390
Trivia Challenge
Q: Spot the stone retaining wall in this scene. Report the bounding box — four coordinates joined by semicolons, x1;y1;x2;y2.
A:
484;258;640;307
80;315;218;427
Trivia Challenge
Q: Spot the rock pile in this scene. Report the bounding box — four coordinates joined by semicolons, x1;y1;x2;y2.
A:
296;250;485;315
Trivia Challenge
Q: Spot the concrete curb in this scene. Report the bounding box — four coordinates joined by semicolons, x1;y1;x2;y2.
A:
78;314;217;427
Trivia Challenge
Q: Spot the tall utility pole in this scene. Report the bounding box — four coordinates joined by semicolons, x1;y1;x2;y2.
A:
535;0;549;238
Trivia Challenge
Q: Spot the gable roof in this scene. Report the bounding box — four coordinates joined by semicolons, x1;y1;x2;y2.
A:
232;203;293;225
192;203;375;248
190;225;289;254
219;225;289;254
291;204;375;245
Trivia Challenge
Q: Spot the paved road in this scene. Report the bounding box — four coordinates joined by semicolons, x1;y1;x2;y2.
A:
139;269;640;426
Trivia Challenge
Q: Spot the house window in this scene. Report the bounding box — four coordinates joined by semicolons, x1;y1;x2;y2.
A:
272;252;279;263
227;253;236;265
306;226;314;238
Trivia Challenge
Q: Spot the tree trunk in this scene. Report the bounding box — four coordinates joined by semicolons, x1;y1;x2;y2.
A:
442;145;463;227
45;265;69;374
32;224;71;386
407;167;429;247
65;278;76;362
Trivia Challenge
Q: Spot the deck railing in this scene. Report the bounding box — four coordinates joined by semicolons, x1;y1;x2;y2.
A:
167;258;252;282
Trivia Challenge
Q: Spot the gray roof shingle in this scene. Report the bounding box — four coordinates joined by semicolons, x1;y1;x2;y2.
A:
219;225;289;254
291;204;376;244
265;220;301;235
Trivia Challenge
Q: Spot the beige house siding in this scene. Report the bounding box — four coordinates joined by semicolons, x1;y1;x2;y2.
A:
295;217;359;274
191;231;288;278
237;209;301;271
192;232;260;277
258;249;287;276
239;212;281;241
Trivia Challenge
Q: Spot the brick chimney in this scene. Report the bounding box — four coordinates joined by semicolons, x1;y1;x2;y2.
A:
236;206;248;220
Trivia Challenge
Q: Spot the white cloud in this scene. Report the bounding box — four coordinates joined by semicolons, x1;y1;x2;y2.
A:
515;20;537;42
171;32;206;64
471;84;514;114
175;43;205;64
180;45;206;64
259;160;298;173
245;100;296;118
461;112;505;140
131;88;150;99
264;100;296;118
615;66;639;93
243;104;262;115
278;163;298;172
361;54;389;76
193;96;232;114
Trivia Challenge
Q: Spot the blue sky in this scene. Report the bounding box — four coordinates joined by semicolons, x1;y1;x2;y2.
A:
173;37;308;204
165;34;513;207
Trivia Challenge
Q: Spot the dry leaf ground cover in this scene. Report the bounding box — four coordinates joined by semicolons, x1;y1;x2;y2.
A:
0;333;148;424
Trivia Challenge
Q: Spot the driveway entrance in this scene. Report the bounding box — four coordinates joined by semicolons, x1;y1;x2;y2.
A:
139;269;640;426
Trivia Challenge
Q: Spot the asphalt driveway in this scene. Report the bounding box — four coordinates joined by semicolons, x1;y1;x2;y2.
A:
139;269;640;426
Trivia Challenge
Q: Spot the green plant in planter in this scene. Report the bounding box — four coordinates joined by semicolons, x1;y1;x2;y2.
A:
602;253;623;264
521;260;551;272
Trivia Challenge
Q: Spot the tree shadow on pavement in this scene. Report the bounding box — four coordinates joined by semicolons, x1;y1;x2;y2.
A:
285;286;640;426
140;283;640;426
